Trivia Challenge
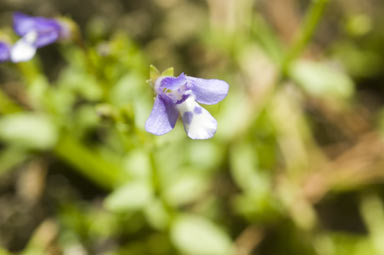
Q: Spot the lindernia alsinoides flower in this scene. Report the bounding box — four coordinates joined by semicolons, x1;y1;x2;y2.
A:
0;41;11;62
145;72;229;139
11;12;69;62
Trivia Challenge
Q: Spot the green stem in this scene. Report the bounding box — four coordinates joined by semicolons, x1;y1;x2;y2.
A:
54;133;125;190
149;151;161;195
149;149;175;226
280;0;330;78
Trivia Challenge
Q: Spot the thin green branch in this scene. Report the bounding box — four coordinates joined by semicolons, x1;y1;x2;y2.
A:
149;149;175;226
54;133;126;190
280;0;330;78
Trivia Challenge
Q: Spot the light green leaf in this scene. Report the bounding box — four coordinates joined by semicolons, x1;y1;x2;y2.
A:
164;172;207;206
320;233;374;255
149;64;160;81
0;113;57;150
144;199;171;230
291;60;354;99
104;181;153;212
171;214;233;255
123;149;151;180
188;142;222;169
161;67;174;77
59;67;103;100
230;142;269;193
111;74;143;106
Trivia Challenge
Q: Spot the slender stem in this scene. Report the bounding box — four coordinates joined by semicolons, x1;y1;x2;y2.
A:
54;133;125;190
149;151;160;194
149;149;175;226
280;0;330;78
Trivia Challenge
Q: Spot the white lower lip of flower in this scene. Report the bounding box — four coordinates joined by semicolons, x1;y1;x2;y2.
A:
176;96;196;113
10;37;37;63
176;96;217;139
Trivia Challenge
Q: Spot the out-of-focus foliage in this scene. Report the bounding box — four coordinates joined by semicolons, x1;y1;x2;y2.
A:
1;0;384;254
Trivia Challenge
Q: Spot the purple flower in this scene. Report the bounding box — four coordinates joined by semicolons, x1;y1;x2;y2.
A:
0;42;11;62
145;73;229;139
10;12;68;62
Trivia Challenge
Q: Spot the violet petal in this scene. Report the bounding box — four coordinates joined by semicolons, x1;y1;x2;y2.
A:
187;76;229;105
160;73;187;90
145;95;179;136
0;42;11;62
13;12;61;48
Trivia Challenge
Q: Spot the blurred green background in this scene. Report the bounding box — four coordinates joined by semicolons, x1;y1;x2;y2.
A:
1;0;384;254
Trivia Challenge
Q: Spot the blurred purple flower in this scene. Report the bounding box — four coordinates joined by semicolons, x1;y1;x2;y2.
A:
145;73;229;139
10;12;69;62
0;42;11;62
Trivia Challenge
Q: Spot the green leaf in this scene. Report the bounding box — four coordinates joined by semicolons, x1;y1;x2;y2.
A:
290;60;354;99
230;141;270;193
360;195;384;254
111;73;143;106
149;64;160;80
0;113;57;150
104;181;153;212
161;67;174;77
321;233;374;255
171;214;233;255
144;199;171;230
123;149;151;180
58;67;103;101
164;172;208;206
